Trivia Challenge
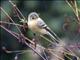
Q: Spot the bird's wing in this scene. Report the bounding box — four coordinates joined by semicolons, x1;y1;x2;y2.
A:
37;18;47;29
37;18;60;43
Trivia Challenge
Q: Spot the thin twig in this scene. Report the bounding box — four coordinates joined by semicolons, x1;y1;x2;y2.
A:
0;21;26;28
66;0;80;24
23;39;47;60
42;49;49;60
9;0;26;22
0;7;22;34
48;50;64;60
0;25;19;39
0;25;47;60
74;1;80;23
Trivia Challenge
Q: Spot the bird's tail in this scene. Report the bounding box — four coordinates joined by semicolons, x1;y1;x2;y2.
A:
48;32;59;43
45;27;60;43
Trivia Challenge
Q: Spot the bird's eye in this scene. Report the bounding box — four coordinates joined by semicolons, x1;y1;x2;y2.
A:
32;17;35;19
31;15;38;19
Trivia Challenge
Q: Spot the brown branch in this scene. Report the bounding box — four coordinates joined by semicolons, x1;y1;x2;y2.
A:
0;21;28;28
9;0;27;22
0;7;22;34
66;0;80;24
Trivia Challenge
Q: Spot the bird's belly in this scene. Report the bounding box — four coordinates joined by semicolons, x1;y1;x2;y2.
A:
28;21;47;34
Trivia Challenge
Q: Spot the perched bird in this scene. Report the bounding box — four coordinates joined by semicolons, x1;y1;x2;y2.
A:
28;12;60;43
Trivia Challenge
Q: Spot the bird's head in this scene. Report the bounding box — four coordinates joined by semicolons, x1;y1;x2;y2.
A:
28;12;39;21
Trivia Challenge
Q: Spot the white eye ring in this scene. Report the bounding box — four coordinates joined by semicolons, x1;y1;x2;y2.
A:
31;16;35;20
28;12;39;21
31;14;38;20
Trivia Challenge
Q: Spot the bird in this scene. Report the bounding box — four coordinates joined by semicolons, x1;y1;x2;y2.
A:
27;12;60;43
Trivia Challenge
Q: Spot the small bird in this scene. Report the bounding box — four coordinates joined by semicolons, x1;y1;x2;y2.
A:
28;12;60;43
